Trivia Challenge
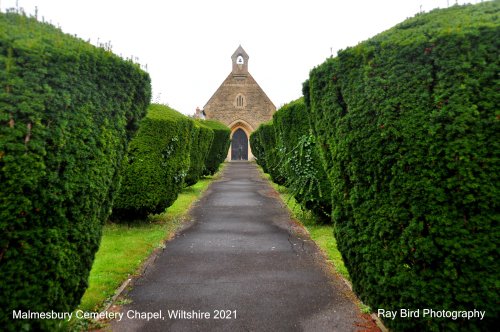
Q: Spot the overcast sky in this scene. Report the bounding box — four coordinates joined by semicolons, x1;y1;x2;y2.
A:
2;0;483;114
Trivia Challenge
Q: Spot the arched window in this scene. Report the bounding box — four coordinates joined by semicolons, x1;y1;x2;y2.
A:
236;94;245;108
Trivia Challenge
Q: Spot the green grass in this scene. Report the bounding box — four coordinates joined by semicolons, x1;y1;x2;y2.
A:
78;164;225;312
305;225;350;280
257;165;351;281
78;223;169;311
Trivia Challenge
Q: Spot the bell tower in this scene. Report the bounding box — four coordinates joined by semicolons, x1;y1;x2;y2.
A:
203;45;276;160
231;45;249;77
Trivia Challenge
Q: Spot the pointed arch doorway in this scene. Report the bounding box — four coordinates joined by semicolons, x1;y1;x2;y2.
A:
231;128;248;160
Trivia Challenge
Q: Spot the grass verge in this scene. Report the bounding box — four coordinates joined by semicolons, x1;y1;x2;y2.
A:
257;164;382;323
78;163;225;312
257;165;350;281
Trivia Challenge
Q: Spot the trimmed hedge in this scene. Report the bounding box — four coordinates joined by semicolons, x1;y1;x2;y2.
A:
249;124;267;171
0;12;151;330
112;104;193;219
112;108;228;219
306;2;499;331
272;98;331;222
185;120;214;186
201;119;230;176
251;121;285;185
250;99;330;221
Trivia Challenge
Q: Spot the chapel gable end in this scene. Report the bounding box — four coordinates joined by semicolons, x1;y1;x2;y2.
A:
203;46;276;161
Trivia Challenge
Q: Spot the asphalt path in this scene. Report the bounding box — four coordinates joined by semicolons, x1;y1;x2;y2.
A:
111;162;374;332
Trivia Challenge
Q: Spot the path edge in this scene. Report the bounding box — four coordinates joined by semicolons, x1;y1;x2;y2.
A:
254;161;389;332
94;163;229;323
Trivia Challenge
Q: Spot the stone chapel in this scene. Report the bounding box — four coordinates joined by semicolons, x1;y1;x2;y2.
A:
202;46;276;160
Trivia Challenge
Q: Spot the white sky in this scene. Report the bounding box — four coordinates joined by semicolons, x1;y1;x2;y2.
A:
1;0;484;114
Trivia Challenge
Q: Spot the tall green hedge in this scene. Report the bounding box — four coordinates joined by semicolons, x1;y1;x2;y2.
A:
249;125;267;171
306;3;499;331
0;12;151;330
201;119;230;175
272;98;331;222
112;108;226;219
251;121;285;185
112;104;193;219
251;100;331;221
185;120;214;186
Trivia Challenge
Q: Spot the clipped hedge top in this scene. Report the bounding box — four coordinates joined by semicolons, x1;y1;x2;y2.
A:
193;120;210;130
147;103;188;122
257;120;274;130
0;11;142;71
201;119;231;131
337;2;499;51
1;12;85;49
274;97;305;118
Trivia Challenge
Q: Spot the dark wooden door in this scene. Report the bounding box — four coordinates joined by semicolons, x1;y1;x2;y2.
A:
231;128;248;160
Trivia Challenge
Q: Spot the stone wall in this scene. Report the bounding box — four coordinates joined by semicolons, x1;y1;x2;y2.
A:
204;74;275;131
203;46;276;160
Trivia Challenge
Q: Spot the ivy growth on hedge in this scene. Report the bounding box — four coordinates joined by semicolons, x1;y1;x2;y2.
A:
251;99;331;222
306;2;499;331
273;99;331;222
0;12;151;330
